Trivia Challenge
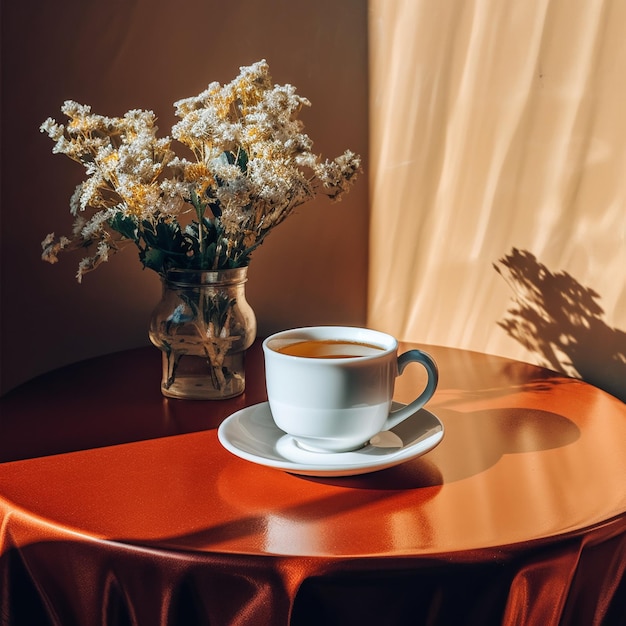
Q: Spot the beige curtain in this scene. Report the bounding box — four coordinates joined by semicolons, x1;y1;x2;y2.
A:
368;0;626;400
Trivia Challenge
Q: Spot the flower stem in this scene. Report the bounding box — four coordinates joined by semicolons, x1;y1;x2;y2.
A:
190;189;206;265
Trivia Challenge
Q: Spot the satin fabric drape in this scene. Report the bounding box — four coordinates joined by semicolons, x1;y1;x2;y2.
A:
2;517;625;625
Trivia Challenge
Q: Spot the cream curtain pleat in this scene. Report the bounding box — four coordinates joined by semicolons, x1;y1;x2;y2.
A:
368;0;626;400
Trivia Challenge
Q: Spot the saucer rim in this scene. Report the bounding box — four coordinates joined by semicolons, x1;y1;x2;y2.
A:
217;402;444;477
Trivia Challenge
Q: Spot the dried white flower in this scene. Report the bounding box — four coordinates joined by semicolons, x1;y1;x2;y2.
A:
41;60;361;279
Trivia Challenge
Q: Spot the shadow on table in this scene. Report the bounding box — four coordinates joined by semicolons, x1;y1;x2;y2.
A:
494;248;626;402
0;346;262;462
310;404;579;488
427;406;580;483
163;461;443;552
305;456;445;490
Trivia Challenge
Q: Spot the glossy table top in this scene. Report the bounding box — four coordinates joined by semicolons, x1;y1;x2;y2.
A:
1;342;625;560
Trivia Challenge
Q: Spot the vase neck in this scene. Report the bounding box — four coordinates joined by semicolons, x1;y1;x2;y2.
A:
163;267;248;287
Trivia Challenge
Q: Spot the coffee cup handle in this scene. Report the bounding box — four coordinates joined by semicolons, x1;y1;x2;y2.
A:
383;350;439;431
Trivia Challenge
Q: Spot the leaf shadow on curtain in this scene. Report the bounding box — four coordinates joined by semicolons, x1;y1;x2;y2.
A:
494;248;626;403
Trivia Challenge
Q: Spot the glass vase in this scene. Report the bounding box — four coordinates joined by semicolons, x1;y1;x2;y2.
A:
149;267;256;400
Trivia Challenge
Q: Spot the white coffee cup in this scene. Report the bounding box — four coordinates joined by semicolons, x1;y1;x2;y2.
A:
262;326;438;453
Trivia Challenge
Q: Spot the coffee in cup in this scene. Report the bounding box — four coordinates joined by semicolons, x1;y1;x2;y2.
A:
276;339;384;359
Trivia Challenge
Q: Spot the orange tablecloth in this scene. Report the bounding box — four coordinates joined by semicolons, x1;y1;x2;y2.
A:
1;343;625;625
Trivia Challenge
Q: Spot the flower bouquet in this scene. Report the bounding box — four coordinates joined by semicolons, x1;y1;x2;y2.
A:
40;60;361;398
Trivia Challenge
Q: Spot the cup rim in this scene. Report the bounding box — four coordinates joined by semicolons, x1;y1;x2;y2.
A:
262;325;398;361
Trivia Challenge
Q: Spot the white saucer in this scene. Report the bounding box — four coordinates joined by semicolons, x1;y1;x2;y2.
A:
217;402;444;477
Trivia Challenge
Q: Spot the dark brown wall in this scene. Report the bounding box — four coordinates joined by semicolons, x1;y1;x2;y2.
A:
0;0;369;393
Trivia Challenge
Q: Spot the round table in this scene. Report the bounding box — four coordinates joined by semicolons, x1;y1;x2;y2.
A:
1;342;625;625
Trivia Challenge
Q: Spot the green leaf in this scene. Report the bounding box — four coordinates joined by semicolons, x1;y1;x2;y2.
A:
208;200;222;218
109;213;139;242
141;247;166;273
204;242;217;266
236;147;248;173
